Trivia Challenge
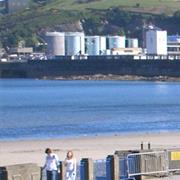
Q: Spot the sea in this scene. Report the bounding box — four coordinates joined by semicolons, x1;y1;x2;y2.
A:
0;79;180;141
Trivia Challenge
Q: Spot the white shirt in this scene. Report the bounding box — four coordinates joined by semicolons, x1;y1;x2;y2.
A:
44;153;59;171
65;158;76;172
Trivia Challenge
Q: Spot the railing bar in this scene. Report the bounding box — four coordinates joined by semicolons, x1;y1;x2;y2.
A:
127;151;165;157
129;170;168;176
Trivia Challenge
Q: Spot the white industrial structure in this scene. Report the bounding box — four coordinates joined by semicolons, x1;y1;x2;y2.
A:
46;32;65;56
65;32;85;56
127;38;138;48
112;48;142;55
167;35;180;55
85;36;106;55
45;30;172;57
146;30;167;55
107;36;126;49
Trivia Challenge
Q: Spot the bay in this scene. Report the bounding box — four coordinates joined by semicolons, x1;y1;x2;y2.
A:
0;79;180;140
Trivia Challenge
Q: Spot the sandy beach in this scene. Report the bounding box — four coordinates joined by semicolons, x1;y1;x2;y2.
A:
0;132;180;167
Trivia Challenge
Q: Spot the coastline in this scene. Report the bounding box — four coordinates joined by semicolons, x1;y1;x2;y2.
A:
42;74;180;82
1;132;180;166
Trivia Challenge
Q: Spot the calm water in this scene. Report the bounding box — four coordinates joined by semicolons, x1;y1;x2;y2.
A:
0;79;180;140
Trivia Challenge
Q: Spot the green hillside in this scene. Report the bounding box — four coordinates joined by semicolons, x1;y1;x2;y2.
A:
0;0;180;49
43;0;179;13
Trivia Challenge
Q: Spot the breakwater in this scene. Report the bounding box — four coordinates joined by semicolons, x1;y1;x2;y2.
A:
1;56;180;79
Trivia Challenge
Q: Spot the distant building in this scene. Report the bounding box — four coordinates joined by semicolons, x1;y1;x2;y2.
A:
5;0;30;14
167;35;180;55
146;29;167;55
85;36;106;55
10;47;33;55
45;32;65;56
111;48;142;56
107;36;126;49
65;32;85;56
126;38;139;48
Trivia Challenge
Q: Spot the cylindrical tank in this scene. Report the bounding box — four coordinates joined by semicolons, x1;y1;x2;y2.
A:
85;36;107;55
65;32;85;56
107;36;125;49
46;32;65;56
127;38;138;48
99;36;107;55
85;36;100;55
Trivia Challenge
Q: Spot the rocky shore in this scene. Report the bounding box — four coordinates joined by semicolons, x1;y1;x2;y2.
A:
42;74;180;81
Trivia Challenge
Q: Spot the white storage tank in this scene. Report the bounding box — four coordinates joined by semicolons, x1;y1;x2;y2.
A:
99;36;106;55
85;36;99;55
46;32;65;56
65;32;85;56
85;36;106;55
107;36;125;49
127;38;138;48
85;36;106;56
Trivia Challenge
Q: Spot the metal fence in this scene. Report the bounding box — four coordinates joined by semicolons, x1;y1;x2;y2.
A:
93;159;106;180
41;150;180;180
126;151;168;178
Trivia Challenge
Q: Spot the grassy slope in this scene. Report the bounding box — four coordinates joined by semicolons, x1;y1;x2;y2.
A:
48;0;180;14
2;0;180;30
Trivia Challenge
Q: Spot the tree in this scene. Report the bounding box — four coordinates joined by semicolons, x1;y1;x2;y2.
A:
173;10;180;24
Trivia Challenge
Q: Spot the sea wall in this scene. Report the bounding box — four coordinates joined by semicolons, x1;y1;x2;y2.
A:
1;57;180;78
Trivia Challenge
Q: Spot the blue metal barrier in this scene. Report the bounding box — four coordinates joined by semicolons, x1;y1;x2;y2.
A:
119;158;128;179
106;156;111;180
80;159;86;180
93;159;106;180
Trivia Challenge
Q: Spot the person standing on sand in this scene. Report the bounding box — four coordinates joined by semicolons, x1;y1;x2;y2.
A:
43;148;60;180
65;150;76;180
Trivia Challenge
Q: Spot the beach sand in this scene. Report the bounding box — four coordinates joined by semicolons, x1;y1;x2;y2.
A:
0;132;180;166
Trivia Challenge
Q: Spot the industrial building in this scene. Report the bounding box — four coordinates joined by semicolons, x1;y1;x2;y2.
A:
45;31;141;57
85;36;106;55
167;35;180;55
126;38;139;48
146;29;167;55
5;0;30;13
112;48;142;56
65;32;85;56
10;47;33;55
46;32;65;56
107;36;126;49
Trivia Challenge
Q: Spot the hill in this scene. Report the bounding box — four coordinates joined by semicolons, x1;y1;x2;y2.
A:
47;0;180;15
0;0;180;49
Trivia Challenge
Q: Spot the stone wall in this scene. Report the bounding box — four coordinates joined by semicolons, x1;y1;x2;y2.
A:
1;58;180;79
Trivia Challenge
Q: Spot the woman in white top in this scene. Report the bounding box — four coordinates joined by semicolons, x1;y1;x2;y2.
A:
65;151;76;180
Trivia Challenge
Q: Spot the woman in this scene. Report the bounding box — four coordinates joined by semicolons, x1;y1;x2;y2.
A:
43;148;60;180
65;151;76;180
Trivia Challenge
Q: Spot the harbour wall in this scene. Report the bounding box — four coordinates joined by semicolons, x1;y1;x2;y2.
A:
1;57;180;78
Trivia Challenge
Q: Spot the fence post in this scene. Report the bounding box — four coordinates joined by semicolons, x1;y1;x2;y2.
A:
106;155;119;180
0;167;7;180
141;142;144;150
59;161;65;180
80;158;93;180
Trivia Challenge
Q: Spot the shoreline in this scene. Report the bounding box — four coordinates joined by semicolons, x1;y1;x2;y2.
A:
42;74;180;81
2;74;180;82
0;130;179;142
1;132;180;166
